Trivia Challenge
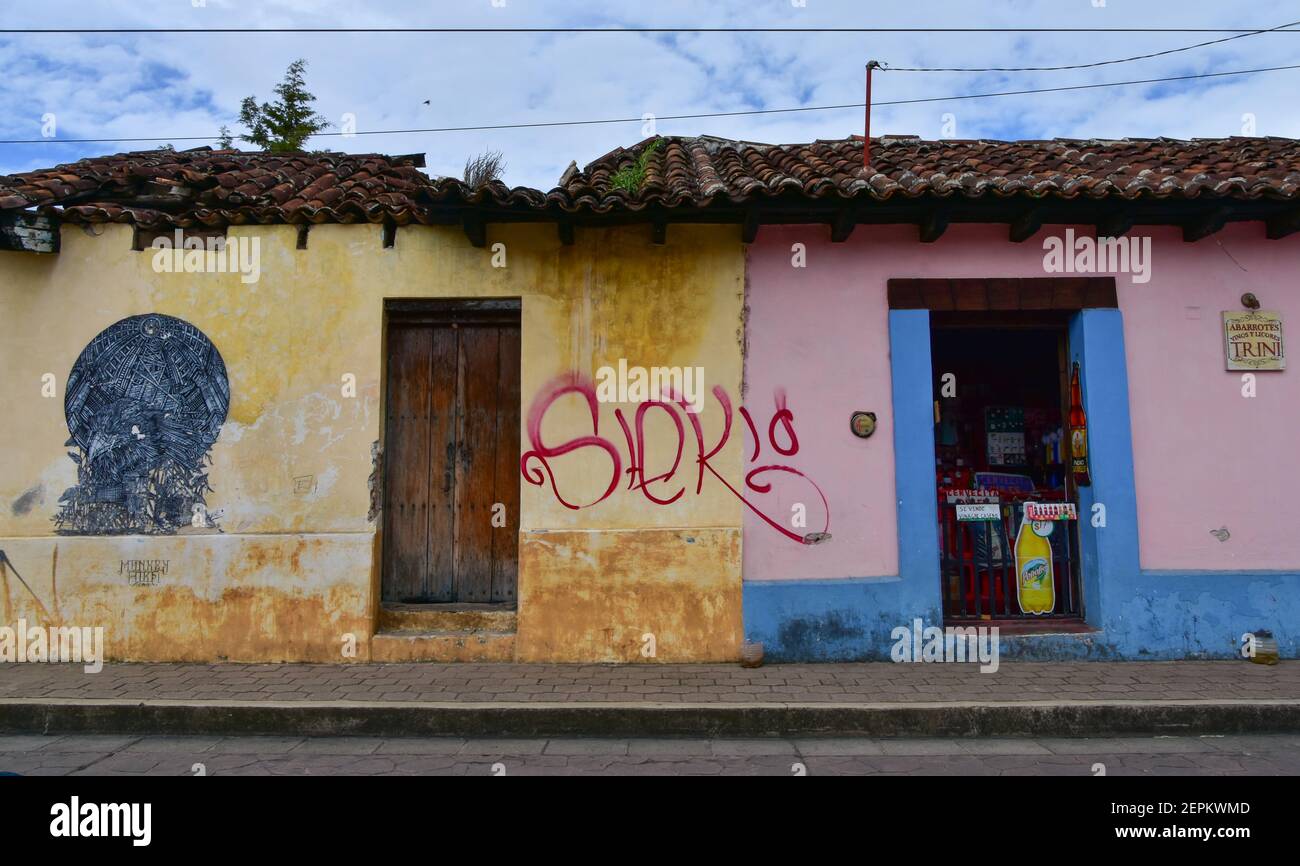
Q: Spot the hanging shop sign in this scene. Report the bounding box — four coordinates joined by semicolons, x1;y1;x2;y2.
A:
1223;310;1285;371
955;503;1001;522
1025;502;1077;522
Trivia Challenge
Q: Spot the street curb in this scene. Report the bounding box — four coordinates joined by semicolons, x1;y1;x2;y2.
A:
3;698;1298;738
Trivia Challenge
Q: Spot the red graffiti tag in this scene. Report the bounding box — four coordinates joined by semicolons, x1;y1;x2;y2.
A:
519;374;621;510
706;388;829;544
520;376;830;544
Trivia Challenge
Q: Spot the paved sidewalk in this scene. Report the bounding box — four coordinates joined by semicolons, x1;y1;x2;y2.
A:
1;662;1296;739
1;661;1295;703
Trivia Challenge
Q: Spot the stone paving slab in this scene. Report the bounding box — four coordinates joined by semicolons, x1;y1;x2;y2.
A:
0;661;1295;703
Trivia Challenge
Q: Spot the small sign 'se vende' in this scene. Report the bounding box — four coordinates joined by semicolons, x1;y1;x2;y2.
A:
1223;310;1285;371
955;503;1000;522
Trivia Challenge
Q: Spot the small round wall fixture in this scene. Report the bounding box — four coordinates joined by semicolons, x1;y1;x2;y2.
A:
850;411;877;439
1241;292;1261;310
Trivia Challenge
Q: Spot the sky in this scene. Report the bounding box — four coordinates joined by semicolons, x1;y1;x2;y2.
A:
2;0;1300;189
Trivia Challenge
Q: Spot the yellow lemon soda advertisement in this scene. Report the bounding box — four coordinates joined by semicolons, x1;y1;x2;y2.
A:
1014;504;1055;614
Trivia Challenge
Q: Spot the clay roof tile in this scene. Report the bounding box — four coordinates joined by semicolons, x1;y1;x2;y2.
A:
6;136;1300;228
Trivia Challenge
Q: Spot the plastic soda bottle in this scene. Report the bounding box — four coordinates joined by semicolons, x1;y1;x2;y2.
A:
1014;505;1055;614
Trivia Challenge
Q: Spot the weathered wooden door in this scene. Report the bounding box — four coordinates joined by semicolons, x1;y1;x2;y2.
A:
382;300;520;604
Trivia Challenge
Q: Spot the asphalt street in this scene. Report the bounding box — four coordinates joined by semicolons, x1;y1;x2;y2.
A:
1;733;1296;776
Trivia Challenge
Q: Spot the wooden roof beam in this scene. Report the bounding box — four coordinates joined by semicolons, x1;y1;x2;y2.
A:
557;219;575;246
918;205;950;243
461;212;486;247
741;208;760;244
1096;207;1136;239
830;209;856;243
0;211;59;254
1266;207;1300;240
1183;207;1232;243
1009;207;1045;243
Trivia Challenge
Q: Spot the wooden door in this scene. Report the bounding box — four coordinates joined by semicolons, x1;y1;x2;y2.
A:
382;301;520;604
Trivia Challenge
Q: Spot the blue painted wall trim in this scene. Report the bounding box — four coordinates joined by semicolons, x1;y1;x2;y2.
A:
743;308;1297;661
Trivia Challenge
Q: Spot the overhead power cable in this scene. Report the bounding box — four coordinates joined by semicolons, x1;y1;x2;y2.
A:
882;18;1300;72
4;26;1300;34
1;62;1297;146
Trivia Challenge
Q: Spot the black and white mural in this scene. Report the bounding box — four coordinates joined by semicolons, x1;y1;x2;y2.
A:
55;314;230;535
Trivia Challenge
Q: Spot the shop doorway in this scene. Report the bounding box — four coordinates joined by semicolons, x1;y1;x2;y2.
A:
381;300;521;605
930;312;1084;625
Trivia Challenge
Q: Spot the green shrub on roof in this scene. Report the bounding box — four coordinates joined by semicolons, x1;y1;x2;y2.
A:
609;138;663;193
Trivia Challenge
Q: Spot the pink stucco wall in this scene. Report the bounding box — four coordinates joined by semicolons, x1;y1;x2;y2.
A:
743;223;1300;581
1121;225;1300;570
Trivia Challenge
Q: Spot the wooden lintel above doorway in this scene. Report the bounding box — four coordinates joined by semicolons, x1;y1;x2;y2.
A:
887;277;1118;312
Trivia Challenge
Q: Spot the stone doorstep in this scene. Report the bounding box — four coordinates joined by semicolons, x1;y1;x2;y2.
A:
377;603;517;634
369;631;516;664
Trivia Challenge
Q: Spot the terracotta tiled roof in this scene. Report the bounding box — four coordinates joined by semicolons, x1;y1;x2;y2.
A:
4;136;1300;229
558;135;1300;211
0;148;546;228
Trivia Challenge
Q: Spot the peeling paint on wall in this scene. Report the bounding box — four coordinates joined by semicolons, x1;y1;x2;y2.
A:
367;440;382;523
517;527;742;662
0;547;61;627
739;247;751;401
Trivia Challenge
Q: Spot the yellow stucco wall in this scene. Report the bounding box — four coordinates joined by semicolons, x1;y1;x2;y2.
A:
0;221;745;662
